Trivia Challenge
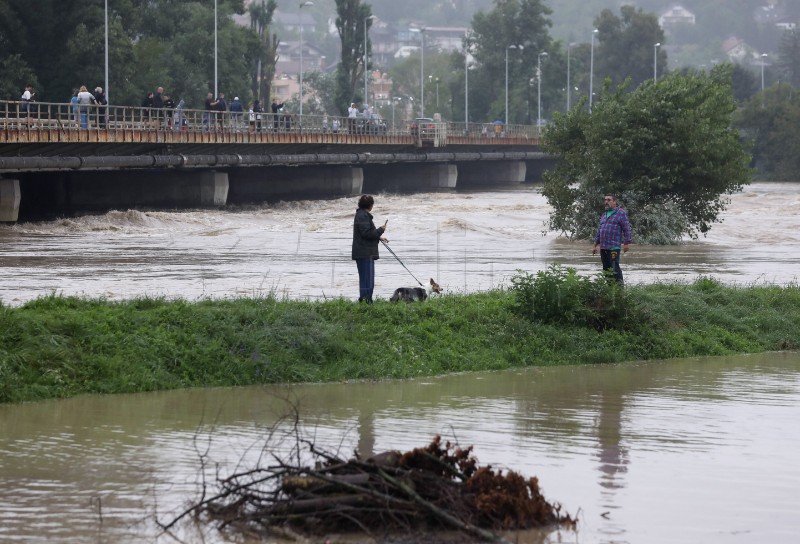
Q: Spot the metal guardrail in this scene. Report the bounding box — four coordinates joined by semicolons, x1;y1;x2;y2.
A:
0;100;544;144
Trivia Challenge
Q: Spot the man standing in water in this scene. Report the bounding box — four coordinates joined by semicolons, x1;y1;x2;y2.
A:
592;194;632;284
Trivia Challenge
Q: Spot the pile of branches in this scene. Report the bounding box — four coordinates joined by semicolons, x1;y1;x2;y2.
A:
165;435;575;543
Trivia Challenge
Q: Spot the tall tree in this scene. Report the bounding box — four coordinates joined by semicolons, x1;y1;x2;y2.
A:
249;0;279;104
594;6;666;91
735;83;800;180
469;0;554;124
776;29;800;88
542;65;752;244
334;0;372;115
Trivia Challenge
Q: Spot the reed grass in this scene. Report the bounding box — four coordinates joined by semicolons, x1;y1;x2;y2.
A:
1;277;799;404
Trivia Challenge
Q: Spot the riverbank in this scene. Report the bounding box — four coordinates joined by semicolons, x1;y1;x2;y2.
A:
2;278;799;404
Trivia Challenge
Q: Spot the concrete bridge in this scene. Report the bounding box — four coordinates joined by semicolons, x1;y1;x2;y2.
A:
0;100;554;222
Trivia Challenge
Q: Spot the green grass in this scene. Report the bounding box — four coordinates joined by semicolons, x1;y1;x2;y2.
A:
1;278;799;404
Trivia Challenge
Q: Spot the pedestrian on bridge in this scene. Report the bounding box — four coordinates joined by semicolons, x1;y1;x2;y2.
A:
77;86;96;129
93;87;107;128
271;98;284;131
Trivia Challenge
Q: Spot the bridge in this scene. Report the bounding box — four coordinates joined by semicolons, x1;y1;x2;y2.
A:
0;100;553;222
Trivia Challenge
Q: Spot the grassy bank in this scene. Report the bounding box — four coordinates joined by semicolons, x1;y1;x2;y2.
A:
1;277;799;404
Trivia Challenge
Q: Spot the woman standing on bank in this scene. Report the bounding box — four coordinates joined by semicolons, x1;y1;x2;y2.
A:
352;194;388;303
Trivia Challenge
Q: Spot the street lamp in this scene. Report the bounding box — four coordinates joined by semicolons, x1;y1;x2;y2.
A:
214;0;218;97
299;1;314;118
761;53;768;92
505;44;523;127
537;51;548;129
391;96;401;131
464;43;470;127
363;15;376;107
429;76;439;110
567;42;576;111
409;28;425;116
589;28;597;112
654;42;661;82
104;0;109;103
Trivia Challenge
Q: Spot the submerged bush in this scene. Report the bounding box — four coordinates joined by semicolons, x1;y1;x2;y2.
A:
510;265;639;331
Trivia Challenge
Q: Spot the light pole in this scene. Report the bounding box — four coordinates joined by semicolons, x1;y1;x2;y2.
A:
104;0;109;103
363;15;376;107
409;28;425;116
537;51;548;129
299;1;314;118
761;53;768;92
391;96;401;132
214;0;218;97
567;42;576;111
654;42;661;82
589;28;597;112
464;44;469;127
505;44;523;127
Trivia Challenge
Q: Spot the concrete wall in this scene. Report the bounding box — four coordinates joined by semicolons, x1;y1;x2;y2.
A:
456;161;527;186
0;178;21;222
362;163;457;193
227;166;363;203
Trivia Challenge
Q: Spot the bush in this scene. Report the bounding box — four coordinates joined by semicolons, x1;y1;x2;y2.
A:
510;265;637;331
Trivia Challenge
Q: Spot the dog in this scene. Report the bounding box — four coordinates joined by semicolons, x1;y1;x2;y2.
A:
390;278;442;302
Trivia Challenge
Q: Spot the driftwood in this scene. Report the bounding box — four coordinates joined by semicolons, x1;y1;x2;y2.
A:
163;435;575;543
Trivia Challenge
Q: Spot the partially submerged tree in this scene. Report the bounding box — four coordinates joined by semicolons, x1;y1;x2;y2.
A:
541;65;752;245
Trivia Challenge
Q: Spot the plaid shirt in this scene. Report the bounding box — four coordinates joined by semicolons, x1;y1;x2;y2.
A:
594;207;632;249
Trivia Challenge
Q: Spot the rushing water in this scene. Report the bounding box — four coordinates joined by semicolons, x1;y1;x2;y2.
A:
1;353;799;543
1;182;799;305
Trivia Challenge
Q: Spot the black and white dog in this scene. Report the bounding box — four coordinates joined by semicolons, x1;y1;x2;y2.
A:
390;278;442;302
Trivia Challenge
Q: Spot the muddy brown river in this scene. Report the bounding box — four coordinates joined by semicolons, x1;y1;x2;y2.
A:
1;182;799;542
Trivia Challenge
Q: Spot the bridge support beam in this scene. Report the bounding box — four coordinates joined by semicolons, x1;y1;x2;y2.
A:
227;166;363;203
456;161;527;186
198;171;229;206
0;178;21;222
362;163;457;193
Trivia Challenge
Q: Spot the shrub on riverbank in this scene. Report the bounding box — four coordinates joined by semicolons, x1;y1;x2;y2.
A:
1;278;799;404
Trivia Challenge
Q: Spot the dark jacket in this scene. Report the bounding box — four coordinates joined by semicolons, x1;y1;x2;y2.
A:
352;208;385;260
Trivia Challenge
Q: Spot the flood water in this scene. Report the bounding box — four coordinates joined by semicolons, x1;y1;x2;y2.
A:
1;182;799;305
1;353;799;543
2;182;800;543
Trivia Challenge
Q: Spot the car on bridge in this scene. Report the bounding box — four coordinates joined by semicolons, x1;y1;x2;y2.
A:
409;117;435;137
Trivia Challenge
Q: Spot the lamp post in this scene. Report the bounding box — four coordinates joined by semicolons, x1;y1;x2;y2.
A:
505;44;523;127
761;53;768;92
214;0;218;97
567;42;576;111
391;96;401;132
654;42;661;82
589;28;597;113
464;43;469;127
537;51;548;129
299;1;314;118
363;15;376;107
409;28;425;116
104;0;109;103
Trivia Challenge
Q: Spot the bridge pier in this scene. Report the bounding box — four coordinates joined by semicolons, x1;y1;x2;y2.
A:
456;161;527;186
227;166;363;203
362;163;457;193
0;178;21;222
199;171;230;206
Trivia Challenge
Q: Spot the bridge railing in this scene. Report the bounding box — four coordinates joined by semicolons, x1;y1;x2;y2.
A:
1;100;542;142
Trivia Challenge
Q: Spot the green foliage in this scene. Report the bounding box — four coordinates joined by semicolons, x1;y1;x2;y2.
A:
542;65;753;244
334;0;372;113
469;0;554;124
735;83;800;180
1;281;800;404
509;265;637;331
594;6;666;90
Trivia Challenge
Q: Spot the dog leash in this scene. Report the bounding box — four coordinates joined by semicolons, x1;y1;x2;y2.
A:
381;240;425;288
